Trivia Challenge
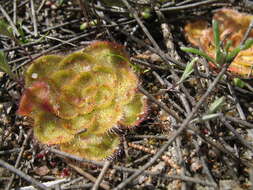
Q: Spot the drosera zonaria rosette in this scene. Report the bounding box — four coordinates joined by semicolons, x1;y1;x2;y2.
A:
18;41;148;161
184;8;253;78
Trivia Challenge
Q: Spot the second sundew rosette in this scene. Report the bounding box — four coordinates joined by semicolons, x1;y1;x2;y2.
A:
184;8;253;78
17;41;147;161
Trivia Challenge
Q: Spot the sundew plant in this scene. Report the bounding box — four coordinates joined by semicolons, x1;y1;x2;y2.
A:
18;41;147;161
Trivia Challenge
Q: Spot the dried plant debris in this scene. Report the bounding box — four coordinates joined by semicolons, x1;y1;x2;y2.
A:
18;41;147;161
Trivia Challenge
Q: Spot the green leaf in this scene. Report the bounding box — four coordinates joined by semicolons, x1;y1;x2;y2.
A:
177;57;198;84
180;47;218;67
80;19;98;30
241;38;253;50
233;78;246;88
207;96;225;114
213;20;220;50
141;8;151;19
224;40;232;54
17;22;29;44
0;51;16;79
190;113;221;123
212;20;221;63
227;38;253;62
212;20;223;64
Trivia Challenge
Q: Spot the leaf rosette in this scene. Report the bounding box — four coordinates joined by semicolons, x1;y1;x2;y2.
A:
18;41;147;160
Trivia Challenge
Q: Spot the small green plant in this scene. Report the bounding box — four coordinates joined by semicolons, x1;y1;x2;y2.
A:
207;96;225;114
181;20;253;69
0;19;33;81
0;20;15;40
0;51;16;80
177;57;198;84
0;20;19;80
18;41;147;160
183;9;253;78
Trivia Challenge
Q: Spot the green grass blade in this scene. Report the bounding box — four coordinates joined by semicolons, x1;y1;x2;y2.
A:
241;38;253;50
227;38;253;62
177;57;198;84
224;40;232;54
180;47;218;67
190;113;222;123
207;96;225;114
212;20;222;64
